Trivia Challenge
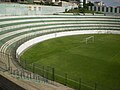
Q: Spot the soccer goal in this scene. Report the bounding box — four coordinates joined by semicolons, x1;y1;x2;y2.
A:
85;36;94;44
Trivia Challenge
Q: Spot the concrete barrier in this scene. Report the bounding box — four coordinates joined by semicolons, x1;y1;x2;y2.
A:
16;30;120;57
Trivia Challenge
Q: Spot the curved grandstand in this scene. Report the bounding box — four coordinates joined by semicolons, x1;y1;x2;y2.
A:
0;15;120;90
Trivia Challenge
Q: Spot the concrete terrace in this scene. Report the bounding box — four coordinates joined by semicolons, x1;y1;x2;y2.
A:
0;15;120;90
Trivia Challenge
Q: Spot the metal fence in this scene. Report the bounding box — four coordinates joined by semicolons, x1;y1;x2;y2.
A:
19;57;118;90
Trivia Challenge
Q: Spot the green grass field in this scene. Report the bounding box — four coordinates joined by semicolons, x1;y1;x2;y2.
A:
21;34;120;90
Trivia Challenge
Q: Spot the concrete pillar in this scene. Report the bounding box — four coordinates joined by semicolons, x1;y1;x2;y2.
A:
100;6;102;12
108;7;111;13
80;0;83;8
117;8;119;13
92;6;94;11
88;6;91;11
112;8;115;13
96;6;98;12
104;7;106;13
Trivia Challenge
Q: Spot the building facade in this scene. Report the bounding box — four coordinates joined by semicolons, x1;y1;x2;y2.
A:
88;6;120;14
79;0;87;8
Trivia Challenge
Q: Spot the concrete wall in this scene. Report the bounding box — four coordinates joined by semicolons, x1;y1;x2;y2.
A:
0;3;65;16
16;30;120;56
0;74;25;90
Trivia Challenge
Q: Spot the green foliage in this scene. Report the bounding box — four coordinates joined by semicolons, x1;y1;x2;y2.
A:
66;8;95;14
86;2;94;6
27;0;34;4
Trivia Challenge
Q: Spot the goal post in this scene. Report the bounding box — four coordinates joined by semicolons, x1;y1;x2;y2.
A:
85;36;94;44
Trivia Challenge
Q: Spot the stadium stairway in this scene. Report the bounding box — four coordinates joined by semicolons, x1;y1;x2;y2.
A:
0;15;120;90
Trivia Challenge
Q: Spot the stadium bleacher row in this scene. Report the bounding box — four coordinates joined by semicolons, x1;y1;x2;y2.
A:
0;15;120;89
0;15;120;54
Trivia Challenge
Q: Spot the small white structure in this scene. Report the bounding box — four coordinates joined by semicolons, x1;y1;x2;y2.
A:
80;0;83;8
85;36;94;44
59;1;78;10
94;1;105;6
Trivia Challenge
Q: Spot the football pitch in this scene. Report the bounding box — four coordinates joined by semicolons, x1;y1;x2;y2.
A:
21;34;120;90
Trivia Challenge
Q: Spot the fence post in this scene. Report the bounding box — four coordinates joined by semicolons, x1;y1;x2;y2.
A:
7;53;10;70
30;72;31;79
32;63;35;79
52;68;55;81
20;70;22;78
65;73;68;86
32;63;35;73
43;66;45;77
95;83;97;90
79;78;81;90
10;67;12;74
46;66;49;79
24;59;26;69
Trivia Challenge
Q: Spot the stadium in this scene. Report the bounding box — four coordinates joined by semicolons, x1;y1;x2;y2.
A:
0;2;120;90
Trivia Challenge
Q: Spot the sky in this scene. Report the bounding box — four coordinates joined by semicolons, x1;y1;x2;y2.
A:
88;0;120;6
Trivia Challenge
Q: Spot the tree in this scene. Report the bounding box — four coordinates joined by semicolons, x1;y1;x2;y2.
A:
86;2;94;6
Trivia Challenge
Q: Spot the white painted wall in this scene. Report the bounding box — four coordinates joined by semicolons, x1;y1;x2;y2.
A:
0;3;65;16
16;30;120;58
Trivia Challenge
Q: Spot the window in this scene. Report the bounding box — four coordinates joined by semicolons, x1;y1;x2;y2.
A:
110;7;113;12
98;7;100;11
102;7;104;12
115;8;117;13
106;7;108;12
94;6;96;11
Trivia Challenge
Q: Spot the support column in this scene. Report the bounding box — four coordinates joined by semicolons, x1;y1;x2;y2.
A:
112;8;115;13
88;6;91;11
117;8;120;13
92;6;94;11
108;7;111;13
100;6;102;12
96;6;98;12
104;7;106;13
